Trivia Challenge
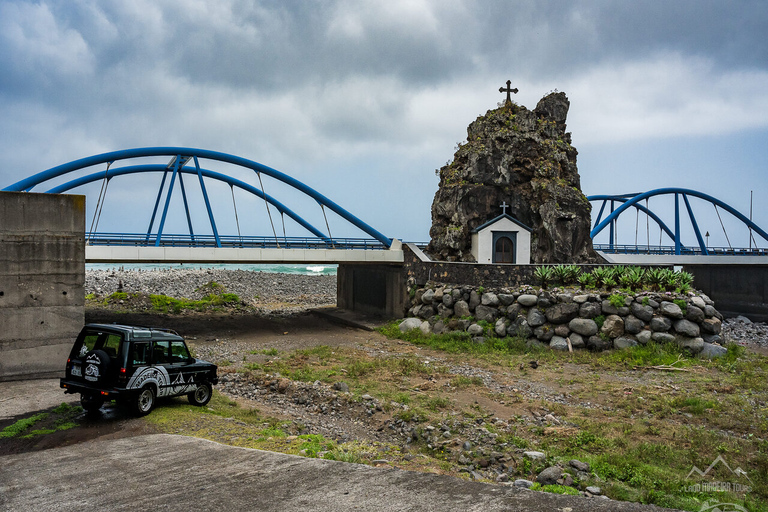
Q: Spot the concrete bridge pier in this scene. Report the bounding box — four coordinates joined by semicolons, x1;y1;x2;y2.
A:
336;263;406;319
0;191;85;381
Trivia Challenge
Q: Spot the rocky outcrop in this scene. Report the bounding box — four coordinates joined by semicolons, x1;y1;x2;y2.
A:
427;92;599;264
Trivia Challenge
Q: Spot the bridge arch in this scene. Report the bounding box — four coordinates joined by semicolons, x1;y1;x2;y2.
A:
3;147;392;248
588;188;768;255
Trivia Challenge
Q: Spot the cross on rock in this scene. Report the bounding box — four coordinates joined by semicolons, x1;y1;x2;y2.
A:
499;80;518;105
500;201;509;215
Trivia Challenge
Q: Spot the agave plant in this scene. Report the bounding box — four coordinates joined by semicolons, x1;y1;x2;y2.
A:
644;268;665;291
661;269;678;292
607;265;626;284
565;265;582;285
552;265;570;285
577;272;595;289
533;265;555;289
619;266;645;291
676;271;694;287
591;267;608;288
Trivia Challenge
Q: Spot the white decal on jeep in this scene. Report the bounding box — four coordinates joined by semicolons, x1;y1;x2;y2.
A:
84;353;101;381
169;372;196;396
127;366;169;393
126;367;198;397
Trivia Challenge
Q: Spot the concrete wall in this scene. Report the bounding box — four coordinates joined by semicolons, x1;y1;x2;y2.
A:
0;192;85;381
337;264;406;318
682;264;768;322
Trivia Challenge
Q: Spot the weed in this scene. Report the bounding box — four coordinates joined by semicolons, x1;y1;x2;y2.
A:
251;348;279;356
0;413;49;438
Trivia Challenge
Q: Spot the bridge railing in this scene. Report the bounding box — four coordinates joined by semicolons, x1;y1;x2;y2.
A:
594;244;768;256
86;233;390;250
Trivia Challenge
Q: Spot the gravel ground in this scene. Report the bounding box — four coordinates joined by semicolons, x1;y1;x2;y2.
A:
86;269;768;350
722;315;768;349
86;268;337;313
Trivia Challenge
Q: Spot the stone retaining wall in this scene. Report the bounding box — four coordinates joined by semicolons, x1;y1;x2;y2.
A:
401;283;728;358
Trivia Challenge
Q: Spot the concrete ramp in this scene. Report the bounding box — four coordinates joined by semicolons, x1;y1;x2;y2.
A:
0;434;677;511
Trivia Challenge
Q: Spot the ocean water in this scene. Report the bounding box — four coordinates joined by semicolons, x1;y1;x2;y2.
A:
86;263;337;276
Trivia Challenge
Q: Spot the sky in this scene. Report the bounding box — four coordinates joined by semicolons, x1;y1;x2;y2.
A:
1;0;767;249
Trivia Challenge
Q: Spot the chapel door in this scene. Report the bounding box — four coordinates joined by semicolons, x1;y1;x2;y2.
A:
494;236;515;263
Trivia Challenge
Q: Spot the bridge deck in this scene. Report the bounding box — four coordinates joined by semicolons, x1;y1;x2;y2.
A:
85;245;404;264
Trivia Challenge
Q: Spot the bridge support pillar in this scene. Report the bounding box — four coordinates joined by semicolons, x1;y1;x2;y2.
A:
682;263;768;322
337;264;406;319
0;191;85;381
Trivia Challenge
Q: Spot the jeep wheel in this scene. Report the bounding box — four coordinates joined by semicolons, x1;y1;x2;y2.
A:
133;386;156;416
188;382;212;406
81;394;104;413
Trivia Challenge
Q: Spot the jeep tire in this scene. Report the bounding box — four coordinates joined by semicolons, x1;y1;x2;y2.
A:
188;382;212;406
133;386;156;416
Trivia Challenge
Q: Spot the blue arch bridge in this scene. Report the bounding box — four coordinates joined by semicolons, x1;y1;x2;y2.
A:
3;147;768;265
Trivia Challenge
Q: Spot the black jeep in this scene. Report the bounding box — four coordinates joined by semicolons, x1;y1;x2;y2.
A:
60;324;218;415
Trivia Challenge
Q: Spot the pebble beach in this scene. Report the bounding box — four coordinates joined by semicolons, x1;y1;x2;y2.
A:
86;268;337;311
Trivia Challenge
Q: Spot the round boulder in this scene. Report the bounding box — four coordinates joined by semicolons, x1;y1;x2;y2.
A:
624;315;645;335
674;318;700;338
701;317;722;335
601;315;625;338
579;301;602;319
569;318;598;336
527;308;547;327
454;300;470;318
614;337;638;349
630;302;654;322
399;318;423;332
545;302;580;324
650;316;672;332
587;335;612;351
550;336;569;351
659;301;684;319
536;466;564;486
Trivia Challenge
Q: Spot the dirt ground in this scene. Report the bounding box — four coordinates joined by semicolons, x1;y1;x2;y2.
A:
1;308;551;455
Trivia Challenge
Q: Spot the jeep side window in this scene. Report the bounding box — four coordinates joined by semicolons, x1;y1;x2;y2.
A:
103;334;122;358
132;342;151;365
153;341;171;365
170;341;190;363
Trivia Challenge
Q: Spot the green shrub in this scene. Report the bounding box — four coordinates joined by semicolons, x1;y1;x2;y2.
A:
594;315;606;330
608;294;626;309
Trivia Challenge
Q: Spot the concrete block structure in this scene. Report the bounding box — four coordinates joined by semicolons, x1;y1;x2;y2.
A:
0;192;85;381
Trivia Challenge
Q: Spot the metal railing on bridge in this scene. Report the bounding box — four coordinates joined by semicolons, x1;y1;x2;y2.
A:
86;233;390;250
593;244;768;256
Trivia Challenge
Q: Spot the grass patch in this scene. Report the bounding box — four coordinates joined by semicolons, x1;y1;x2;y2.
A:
377;322;533;356
0;413;49;438
150;292;241;313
